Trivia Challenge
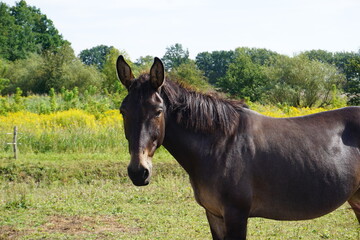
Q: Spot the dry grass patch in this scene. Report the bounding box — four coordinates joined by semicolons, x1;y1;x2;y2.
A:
0;225;28;240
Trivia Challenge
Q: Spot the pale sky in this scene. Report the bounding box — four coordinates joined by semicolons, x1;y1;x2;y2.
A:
2;0;360;61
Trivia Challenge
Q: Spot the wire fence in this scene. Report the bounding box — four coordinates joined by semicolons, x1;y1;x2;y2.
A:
5;126;19;159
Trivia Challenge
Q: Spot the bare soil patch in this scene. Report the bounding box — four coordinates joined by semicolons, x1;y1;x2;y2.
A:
0;226;27;240
0;215;141;239
43;215;141;235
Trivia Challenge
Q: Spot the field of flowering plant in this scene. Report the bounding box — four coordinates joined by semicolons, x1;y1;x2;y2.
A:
0;109;126;154
0;105;340;155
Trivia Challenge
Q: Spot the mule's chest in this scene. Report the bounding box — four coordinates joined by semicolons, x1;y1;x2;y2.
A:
190;178;224;217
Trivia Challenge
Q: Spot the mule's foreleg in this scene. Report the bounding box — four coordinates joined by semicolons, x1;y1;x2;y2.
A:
223;206;250;240
205;207;249;240
206;210;225;240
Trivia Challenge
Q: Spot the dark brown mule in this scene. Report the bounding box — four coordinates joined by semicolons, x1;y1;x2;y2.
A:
116;55;360;240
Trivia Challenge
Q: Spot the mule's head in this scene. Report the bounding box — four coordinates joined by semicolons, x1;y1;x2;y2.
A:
116;56;165;186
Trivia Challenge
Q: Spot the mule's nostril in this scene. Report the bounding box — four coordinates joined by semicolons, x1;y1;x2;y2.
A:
143;168;149;180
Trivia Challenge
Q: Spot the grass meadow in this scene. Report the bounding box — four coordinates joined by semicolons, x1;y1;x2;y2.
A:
1;106;359;239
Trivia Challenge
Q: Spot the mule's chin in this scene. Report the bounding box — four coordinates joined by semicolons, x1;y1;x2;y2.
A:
129;177;150;186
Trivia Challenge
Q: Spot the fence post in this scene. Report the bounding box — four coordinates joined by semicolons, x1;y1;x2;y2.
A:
13;126;18;159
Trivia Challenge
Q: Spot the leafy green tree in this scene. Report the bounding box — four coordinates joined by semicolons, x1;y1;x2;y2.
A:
162;43;190;70
39;43;76;93
79;45;113;70
3;53;44;94
217;51;266;101
134;55;154;66
234;47;280;66
0;1;104;95
0;77;9;94
0;1;66;61
102;48;129;93
0;3;16;60
344;56;360;105
300;50;334;64
61;58;103;93
40;44;103;93
196;48;278;86
195;50;235;85
3;44;103;94
332;52;356;75
264;55;345;107
133;55;154;76
302;50;360;105
0;58;10;94
168;60;212;92
334;52;360;105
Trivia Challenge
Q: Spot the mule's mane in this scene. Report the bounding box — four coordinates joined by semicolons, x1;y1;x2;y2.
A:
161;79;245;134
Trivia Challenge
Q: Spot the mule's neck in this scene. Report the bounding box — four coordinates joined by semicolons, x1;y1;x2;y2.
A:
162;114;214;177
159;81;242;176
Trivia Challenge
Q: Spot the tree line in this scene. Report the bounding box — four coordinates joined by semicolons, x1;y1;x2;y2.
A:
197;48;359;107
0;1;359;108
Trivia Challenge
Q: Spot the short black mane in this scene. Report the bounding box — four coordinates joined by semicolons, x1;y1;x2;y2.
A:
161;79;245;134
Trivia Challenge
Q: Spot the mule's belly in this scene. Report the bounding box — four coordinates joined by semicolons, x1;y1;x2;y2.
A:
249;189;350;221
249;122;360;220
250;160;359;220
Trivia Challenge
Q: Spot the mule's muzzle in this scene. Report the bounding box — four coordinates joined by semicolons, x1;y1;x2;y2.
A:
127;166;151;186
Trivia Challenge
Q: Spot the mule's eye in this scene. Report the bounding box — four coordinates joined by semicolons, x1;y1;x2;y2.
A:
155;109;163;118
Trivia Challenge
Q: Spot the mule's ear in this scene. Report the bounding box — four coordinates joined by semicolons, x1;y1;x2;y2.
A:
116;55;135;90
150;57;165;90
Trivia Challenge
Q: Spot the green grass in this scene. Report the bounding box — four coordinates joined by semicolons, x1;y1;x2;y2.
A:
1;152;359;239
